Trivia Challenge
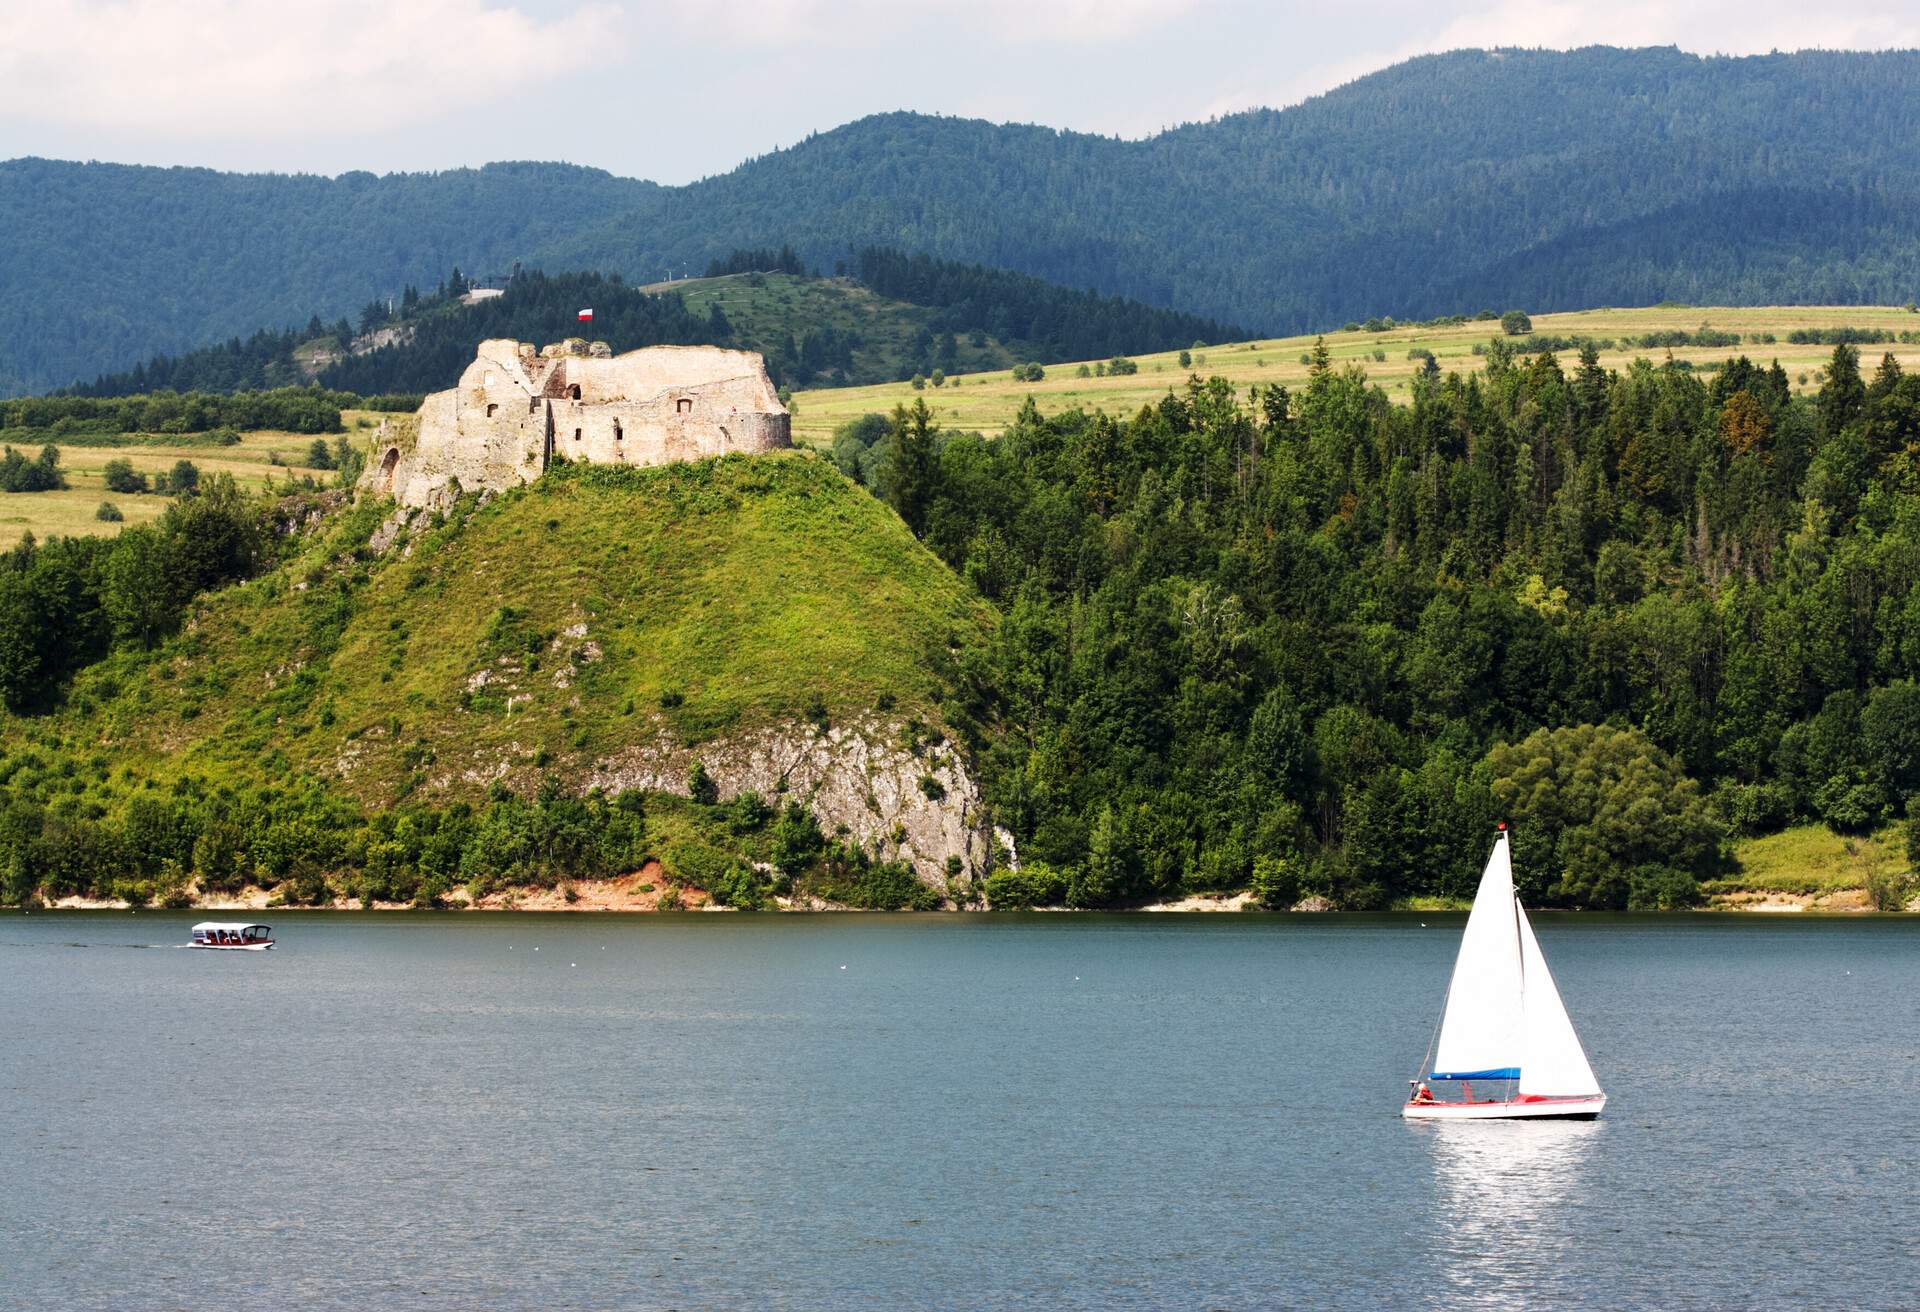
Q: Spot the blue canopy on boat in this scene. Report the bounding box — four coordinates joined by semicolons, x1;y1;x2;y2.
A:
1430;1067;1520;1080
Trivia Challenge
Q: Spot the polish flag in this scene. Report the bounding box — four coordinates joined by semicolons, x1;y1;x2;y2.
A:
577;308;593;321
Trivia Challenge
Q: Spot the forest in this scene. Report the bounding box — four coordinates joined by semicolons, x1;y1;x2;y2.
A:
829;339;1920;909
7;47;1919;395
3;339;1920;909
72;254;1238;398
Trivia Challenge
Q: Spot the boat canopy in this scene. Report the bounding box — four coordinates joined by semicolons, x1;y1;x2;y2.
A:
191;922;270;934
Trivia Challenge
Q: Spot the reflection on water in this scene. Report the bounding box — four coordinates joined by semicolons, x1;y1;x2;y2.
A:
3;911;1912;1310
1416;1119;1603;1306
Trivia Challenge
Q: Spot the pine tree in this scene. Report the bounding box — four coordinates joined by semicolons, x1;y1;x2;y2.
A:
881;398;939;535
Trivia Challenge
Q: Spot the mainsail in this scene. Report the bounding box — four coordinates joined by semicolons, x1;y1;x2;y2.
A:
1426;829;1602;1096
1429;833;1525;1080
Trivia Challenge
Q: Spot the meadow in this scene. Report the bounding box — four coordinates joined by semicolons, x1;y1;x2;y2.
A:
788;303;1920;445
0;414;384;546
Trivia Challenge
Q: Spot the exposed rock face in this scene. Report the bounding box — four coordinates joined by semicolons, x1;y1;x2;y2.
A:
583;718;990;900
363;339;791;508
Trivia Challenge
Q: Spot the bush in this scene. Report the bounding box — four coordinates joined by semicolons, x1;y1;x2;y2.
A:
804;843;938;909
724;790;772;834
1106;356;1138;376
1814;773;1885;835
686;760;718;805
1486;723;1723;907
984;861;1068;908
0;444;65;492
94;501;124;522
1865;868;1913;912
1720;782;1794;836
1627;864;1700;910
1177;350;1192;368
102;458;148;494
1011;362;1045;382
1501;310;1533;336
1250;853;1300;909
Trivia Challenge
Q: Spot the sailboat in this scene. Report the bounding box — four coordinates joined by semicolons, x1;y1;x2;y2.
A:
1404;824;1606;1120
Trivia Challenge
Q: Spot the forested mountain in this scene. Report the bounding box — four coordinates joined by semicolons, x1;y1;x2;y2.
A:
6;46;1919;395
0;161;653;396
74;254;1240;398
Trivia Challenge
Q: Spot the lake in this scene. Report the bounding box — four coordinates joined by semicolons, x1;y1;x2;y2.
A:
2;911;1914;1310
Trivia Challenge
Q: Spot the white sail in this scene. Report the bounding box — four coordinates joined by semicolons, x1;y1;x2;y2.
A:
1428;833;1524;1080
1516;905;1603;1097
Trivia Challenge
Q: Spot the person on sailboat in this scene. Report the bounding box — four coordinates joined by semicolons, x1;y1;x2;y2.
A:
1410;1080;1435;1104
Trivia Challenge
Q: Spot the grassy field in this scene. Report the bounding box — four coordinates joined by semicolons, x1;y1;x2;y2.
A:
43;452;990;804
639;272;1015;384
1718;822;1913;895
788;303;1920;446
0;413;390;546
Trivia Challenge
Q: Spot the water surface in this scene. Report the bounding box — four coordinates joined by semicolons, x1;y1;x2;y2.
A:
2;911;1913;1309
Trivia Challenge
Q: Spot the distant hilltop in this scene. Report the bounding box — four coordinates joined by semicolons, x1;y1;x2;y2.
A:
7;46;1920;393
365;338;790;508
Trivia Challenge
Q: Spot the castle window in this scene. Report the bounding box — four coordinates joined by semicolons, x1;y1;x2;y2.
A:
569;384;582;400
676;397;692;414
529;397;539;413
485;403;498;418
613;420;623;442
574;428;582;441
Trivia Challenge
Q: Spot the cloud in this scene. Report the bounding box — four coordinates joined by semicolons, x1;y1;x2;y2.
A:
1199;0;1920;123
641;0;1200;46
0;0;625;139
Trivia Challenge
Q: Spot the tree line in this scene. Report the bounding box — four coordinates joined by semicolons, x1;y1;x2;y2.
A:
0;477;275;711
828;337;1920;907
4;387;353;437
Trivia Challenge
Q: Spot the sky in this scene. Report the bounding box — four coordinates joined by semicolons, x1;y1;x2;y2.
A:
3;0;1918;184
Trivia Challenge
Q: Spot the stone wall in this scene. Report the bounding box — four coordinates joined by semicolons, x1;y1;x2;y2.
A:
365;338;792;507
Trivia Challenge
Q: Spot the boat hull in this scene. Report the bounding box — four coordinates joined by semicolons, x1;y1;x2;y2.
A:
189;942;273;951
1402;1094;1604;1120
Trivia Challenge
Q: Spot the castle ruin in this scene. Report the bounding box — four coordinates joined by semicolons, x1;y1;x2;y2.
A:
367;338;792;508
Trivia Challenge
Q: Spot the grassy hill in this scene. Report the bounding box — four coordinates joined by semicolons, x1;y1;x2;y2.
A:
640;271;1016;384
9;47;1920;394
44;453;985;802
789;304;1920;445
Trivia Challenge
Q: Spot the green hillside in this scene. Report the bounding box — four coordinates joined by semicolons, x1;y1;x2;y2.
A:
0;453;992;908
44;453;983;797
641;271;1015;385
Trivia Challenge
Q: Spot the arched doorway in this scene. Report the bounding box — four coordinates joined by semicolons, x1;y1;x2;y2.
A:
379;447;400;494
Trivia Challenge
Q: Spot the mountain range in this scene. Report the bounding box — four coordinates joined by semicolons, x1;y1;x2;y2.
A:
4;45;1918;395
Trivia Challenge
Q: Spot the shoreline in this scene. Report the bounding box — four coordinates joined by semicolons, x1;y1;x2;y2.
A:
8;892;1911;916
